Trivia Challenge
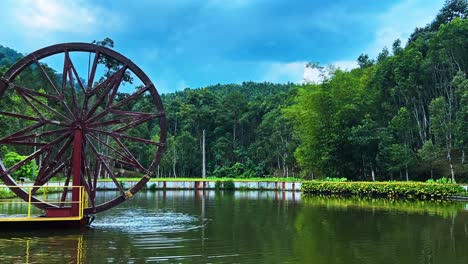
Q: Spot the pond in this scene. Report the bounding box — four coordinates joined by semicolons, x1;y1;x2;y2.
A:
1;190;468;263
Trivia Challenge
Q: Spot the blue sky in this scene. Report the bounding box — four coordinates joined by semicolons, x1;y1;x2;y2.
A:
1;0;445;93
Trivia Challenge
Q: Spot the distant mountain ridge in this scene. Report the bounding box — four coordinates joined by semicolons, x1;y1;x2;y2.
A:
0;45;23;67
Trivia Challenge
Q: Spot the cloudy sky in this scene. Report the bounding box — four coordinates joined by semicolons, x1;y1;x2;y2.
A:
1;0;445;93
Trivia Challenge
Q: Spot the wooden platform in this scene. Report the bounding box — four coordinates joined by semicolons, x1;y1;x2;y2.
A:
0;216;89;229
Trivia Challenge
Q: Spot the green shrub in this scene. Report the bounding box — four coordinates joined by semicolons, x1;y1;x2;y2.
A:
119;181;126;189
215;180;223;190
148;183;157;192
323;177;347;182
426;177;456;184
214;180;235;190
2;151;38;180
223;180;235;190
302;181;466;199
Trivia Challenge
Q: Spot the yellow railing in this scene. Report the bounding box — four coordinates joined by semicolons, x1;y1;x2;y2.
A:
0;185;87;222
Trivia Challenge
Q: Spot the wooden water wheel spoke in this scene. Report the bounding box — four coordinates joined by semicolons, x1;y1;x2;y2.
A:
85;66;127;120
2;128;70;142
35;54;75;118
0;111;41;121
0;42;167;215
89;130;148;172
0;122;45;141
33;58;62;97
14;85;62;101
87;84;150;123
90;128;163;146
60;166;72;207
0;132;70;176
81;143;97;207
87;51;100;90
86;138;126;195
16;90;45;119
21;89;72;122
85;133;136;166
61;51;82;119
87;115;148;128
31;162;67;194
114;113;163;133
110;136;147;173
36;137;73;181
1;141;47;147
68;55;88;95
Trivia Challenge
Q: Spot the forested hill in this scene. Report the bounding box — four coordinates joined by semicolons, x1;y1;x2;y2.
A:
0;45;22;67
286;0;467;182
160;82;298;178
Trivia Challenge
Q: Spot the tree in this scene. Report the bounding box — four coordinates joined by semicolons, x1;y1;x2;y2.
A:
2;151;38;180
357;54;374;68
418;140;441;179
453;72;468;165
430;97;456;181
349;115;379;181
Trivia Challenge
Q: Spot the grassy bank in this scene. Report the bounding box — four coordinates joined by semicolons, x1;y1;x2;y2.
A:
302;181;467;200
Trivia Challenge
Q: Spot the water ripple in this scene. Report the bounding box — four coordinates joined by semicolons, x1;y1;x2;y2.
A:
92;208;201;234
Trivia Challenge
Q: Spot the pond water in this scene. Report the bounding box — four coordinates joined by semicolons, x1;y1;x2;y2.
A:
1;190;468;263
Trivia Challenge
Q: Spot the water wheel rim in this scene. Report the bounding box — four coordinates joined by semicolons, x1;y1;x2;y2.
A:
0;43;167;214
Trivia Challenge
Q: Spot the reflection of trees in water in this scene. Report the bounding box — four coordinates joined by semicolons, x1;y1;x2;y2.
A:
0;233;84;263
294;195;468;264
1;192;467;263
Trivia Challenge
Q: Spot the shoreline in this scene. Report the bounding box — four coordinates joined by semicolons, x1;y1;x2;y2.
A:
1;180;467;201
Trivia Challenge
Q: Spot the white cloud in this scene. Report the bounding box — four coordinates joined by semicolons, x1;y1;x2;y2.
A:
262;61;306;83
303;65;323;84
368;0;444;56
332;60;359;71
8;0;121;35
263;59;359;85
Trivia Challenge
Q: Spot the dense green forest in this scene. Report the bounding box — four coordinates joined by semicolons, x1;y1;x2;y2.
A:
0;0;466;182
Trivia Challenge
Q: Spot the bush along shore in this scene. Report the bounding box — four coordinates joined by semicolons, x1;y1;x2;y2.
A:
301;181;467;200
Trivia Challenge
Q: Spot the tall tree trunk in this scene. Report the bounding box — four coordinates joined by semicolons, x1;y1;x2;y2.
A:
172;147;177;178
202;129;206;179
405;164;409;181
448;150;455;182
371;165;375;182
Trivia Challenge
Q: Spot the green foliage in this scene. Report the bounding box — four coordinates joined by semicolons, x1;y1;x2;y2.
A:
215;180;223;190
302;181;466;199
0;3;466;184
148;183;157;192
426;177;456;184
214;180;236;190
302;194;464;218
2;152;38;180
322;177;347;182
287;7;468;181
0;45;22;67
159;82;298;179
223;180;235;190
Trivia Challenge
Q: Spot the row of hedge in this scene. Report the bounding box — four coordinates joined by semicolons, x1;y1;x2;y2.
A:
301;181;467;199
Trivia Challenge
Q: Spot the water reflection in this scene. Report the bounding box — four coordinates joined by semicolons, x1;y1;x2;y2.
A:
0;190;467;263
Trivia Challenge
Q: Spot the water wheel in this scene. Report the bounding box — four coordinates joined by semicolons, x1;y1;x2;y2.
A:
0;43;167;214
